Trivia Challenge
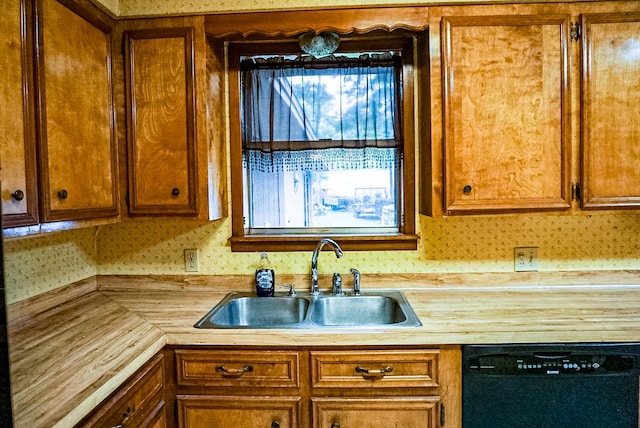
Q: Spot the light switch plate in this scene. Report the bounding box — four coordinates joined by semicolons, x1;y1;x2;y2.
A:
514;247;538;272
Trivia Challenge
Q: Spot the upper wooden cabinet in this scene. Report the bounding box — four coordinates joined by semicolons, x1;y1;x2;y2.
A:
1;0;39;228
34;0;119;222
122;19;226;220
424;1;640;216
580;12;640;209
440;14;571;215
124;27;199;216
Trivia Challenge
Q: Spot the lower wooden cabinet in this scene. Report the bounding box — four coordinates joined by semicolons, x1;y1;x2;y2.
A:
171;346;461;428
77;352;167;428
312;397;439;428
177;395;300;428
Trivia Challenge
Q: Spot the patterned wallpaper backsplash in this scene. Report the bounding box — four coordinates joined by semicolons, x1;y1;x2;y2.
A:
4;212;640;303
3;227;98;303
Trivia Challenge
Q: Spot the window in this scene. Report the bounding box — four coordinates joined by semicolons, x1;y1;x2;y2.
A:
228;37;417;252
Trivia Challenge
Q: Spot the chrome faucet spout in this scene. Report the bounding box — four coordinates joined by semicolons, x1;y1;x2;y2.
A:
311;238;343;294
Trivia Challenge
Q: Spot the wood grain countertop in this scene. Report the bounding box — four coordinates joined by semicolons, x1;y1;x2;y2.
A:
7;271;640;427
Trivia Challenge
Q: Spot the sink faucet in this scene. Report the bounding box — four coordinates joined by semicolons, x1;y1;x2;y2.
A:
311;238;343;295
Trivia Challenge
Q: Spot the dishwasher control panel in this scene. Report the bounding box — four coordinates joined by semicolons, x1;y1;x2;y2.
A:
467;353;635;375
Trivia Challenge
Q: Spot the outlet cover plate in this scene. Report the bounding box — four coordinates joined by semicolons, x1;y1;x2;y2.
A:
184;249;199;272
514;247;538;272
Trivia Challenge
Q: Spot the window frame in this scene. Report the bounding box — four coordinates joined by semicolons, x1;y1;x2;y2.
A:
228;36;418;252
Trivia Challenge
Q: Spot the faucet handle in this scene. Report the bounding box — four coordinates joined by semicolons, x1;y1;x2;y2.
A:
332;273;344;296
350;268;361;295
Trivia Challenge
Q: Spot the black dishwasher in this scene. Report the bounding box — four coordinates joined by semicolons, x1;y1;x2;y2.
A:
463;343;640;428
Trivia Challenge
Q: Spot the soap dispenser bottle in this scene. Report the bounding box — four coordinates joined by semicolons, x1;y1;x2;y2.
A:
255;251;275;297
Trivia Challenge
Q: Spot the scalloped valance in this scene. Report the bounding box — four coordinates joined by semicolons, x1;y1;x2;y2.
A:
204;6;429;38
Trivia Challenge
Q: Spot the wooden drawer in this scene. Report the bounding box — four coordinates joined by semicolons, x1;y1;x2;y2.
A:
310;350;439;389
78;352;165;428
177;395;300;428
312;397;439;428
176;349;301;388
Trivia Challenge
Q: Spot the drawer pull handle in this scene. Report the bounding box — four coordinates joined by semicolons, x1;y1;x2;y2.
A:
355;365;393;379
331;423;341;428
271;422;280;428
215;365;253;377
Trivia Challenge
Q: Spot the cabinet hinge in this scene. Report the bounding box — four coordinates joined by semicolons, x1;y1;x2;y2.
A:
570;22;581;41
440;403;445;426
571;182;582;201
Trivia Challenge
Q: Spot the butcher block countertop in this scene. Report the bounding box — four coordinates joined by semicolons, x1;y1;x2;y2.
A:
7;271;640;427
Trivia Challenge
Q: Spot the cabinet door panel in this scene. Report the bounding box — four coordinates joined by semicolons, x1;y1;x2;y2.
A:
78;353;166;428
312;397;438;428
442;14;571;214
1;0;38;227
178;395;300;428
125;28;198;215
36;0;118;221
581;13;640;208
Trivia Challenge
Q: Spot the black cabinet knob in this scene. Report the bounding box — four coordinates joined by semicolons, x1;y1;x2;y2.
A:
463;185;472;194
11;190;25;201
271;422;280;428
171;188;180;196
58;189;68;199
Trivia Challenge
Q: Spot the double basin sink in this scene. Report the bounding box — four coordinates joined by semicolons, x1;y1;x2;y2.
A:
195;290;422;329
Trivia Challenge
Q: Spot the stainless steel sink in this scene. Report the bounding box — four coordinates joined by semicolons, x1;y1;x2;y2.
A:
309;295;407;326
194;290;421;329
194;295;309;328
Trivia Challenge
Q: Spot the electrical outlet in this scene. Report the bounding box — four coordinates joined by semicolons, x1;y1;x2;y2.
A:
514;247;538;272
184;249;199;272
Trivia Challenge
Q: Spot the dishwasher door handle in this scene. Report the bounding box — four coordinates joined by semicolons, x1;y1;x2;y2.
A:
532;352;572;359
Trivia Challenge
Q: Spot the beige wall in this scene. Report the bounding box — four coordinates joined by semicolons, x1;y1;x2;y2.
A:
95;213;640;277
3;228;98;303
4;212;640;303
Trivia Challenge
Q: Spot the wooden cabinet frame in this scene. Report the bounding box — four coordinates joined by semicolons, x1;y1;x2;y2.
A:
580;12;640;209
123;27;199;216
33;0;119;222
440;13;572;215
169;345;461;428
1;0;39;228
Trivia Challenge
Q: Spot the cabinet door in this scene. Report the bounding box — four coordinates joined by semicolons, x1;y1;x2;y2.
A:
177;395;300;428
580;12;640;209
124;27;199;216
1;0;39;228
34;0;118;222
78;353;166;428
441;15;571;214
312;397;439;428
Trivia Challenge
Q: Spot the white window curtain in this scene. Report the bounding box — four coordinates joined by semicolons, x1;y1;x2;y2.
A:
241;53;403;172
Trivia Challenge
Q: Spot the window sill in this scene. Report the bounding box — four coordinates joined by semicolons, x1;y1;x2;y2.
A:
229;234;419;252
